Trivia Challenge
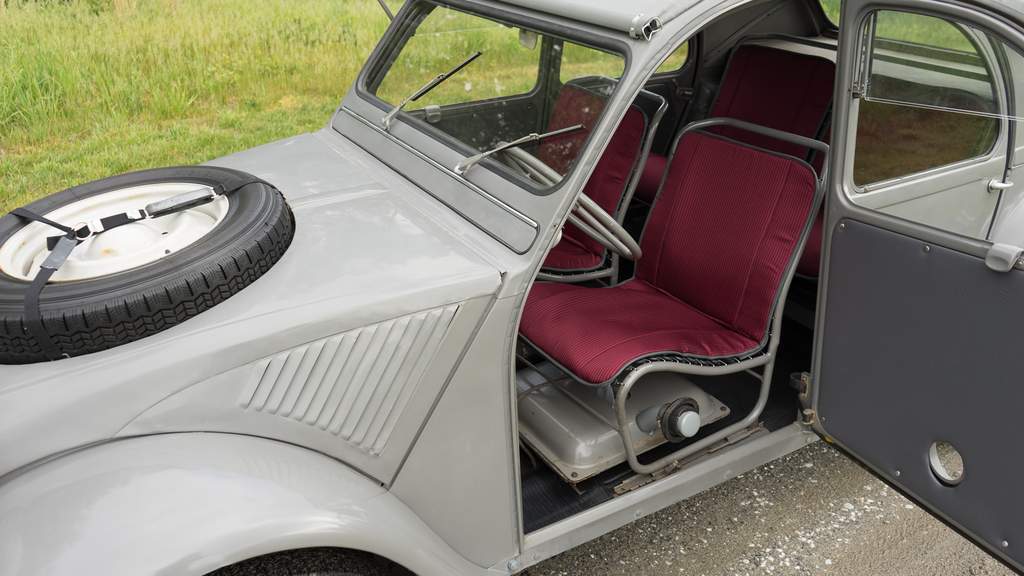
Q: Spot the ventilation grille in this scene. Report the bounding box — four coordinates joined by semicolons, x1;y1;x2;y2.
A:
240;305;459;455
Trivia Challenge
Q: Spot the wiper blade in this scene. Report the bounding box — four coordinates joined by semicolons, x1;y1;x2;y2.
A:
382;51;483;131
454;123;585;175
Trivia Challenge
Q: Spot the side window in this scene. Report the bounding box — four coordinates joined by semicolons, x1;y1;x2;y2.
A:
654;42;690;75
819;0;841;26
852;11;1000;187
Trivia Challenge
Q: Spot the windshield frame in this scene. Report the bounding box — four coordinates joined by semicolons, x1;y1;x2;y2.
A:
352;0;633;196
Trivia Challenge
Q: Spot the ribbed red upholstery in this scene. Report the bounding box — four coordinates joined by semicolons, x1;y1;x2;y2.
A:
634;44;834;215
635;152;667;203
521;132;817;384
521;280;761;384
542;234;604;271
538;85;606;176
711;45;834;159
541;85;647;272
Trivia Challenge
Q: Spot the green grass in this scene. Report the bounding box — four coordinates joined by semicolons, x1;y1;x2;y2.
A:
0;0;396;213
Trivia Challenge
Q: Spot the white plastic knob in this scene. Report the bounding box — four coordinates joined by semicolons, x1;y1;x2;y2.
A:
673;411;701;438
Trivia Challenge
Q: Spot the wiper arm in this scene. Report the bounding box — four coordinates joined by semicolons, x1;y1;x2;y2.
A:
382;51;483;131
454;124;585;175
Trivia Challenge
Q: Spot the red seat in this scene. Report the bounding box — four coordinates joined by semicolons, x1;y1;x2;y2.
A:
710;45;835;158
539;84;648;274
521;131;817;384
636;152;668;202
633;44;834;277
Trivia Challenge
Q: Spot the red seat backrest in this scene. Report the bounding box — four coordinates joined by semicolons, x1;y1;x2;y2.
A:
638;132;816;341
538;84;607;176
711;45;835;159
540;83;647;256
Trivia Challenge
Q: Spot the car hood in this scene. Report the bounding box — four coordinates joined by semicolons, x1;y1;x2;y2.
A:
0;129;502;479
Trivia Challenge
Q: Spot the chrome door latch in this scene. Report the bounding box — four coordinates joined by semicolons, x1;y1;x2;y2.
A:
988;179;1015;193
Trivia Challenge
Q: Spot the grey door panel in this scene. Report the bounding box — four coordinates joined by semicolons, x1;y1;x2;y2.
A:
818;218;1024;571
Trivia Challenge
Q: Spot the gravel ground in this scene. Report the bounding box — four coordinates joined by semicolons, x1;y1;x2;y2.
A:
527;443;1012;576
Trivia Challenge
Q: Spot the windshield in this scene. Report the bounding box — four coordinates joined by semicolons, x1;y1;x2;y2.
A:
368;3;626;188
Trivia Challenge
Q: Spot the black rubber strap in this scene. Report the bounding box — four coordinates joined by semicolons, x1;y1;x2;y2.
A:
10;211;80;361
23;236;78;361
12;207;76;236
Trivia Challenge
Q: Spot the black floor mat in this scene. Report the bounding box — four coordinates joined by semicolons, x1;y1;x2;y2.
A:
520;318;812;534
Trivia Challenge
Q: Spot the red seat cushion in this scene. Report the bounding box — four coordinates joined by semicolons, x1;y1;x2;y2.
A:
521;132;817;384
541;85;647;273
634;152;667;203
542;234;604;272
521;280;761;384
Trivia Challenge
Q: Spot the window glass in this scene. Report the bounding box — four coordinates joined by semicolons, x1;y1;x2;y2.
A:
558;42;625;84
819;0;841;25
854;11;999;186
655;42;690;74
376;8;541;108
372;4;625;188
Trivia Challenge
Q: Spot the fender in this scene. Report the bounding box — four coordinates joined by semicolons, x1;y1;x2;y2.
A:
0;433;494;576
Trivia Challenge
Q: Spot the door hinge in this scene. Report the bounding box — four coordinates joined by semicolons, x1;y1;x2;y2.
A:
801;408;818;426
790;371;812;406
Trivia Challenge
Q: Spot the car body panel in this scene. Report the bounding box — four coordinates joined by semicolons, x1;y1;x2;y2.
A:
0;433;494;576
4;0;1024;573
0;129;503;483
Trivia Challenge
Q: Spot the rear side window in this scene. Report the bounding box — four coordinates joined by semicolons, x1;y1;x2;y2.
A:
819;0;841;25
654;42;690;74
852;10;999;186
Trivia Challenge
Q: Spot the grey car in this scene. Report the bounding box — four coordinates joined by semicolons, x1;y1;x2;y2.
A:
2;0;1024;574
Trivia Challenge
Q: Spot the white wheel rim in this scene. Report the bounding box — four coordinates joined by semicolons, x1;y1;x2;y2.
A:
0;183;229;282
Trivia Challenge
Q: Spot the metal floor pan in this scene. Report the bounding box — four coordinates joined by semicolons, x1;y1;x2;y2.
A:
517;361;731;484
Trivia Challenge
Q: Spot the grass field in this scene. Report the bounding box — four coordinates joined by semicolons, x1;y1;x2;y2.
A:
0;0;989;213
0;0;395;213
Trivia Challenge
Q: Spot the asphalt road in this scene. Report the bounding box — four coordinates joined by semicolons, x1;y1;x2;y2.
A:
527;443;1012;576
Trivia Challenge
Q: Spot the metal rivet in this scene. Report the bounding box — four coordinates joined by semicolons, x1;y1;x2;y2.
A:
895;470;902;477
839;222;846;230
1002;540;1010;548
923;245;931;253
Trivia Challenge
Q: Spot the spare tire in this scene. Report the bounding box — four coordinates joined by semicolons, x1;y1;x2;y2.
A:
0;166;295;364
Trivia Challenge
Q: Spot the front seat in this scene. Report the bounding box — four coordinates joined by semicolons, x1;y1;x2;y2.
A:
536;79;666;282
520;118;826;475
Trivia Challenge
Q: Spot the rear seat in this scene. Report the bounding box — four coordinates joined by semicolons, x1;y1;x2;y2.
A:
636;42;836;277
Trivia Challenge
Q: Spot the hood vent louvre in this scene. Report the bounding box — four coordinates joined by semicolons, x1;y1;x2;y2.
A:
241;304;459;455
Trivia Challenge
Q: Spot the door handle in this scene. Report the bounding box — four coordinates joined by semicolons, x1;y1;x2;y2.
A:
988;179;1015;193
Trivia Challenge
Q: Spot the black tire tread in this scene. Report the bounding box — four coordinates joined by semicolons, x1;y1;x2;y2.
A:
0;185;294;364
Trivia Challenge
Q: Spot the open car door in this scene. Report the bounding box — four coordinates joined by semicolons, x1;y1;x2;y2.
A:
814;0;1024;572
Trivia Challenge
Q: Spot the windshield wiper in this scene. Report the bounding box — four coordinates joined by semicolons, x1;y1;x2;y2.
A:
382;51;482;131
454;124;585;175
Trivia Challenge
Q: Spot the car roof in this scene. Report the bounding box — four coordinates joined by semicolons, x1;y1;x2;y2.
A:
487;0;1024;41
493;0;699;39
